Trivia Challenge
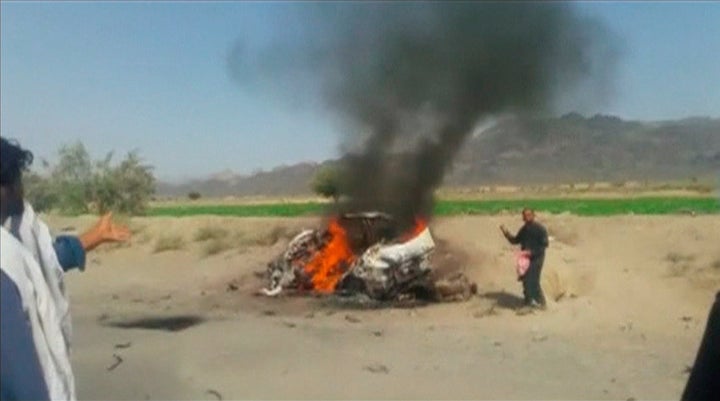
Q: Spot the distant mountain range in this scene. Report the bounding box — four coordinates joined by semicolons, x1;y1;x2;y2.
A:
156;114;720;197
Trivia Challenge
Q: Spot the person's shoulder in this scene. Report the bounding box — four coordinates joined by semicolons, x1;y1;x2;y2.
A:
0;227;23;258
1;227;37;275
532;221;548;233
1;227;29;256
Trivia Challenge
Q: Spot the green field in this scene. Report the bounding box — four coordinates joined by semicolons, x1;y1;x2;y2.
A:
148;197;720;217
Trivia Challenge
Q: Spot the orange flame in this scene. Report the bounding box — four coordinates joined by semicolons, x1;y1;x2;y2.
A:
398;217;428;242
303;216;429;293
303;219;355;293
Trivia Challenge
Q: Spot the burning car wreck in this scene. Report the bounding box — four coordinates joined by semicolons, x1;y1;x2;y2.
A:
261;212;476;303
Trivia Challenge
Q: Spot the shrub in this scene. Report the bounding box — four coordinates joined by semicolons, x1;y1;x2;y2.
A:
23;171;59;213
193;226;229;242
311;166;343;202
23;142;155;216
153;235;185;253
92;151;155;215
202;238;232;257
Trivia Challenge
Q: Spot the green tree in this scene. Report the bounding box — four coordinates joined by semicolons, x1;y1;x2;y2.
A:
52;142;93;214
23;171;58;213
25;142;156;216
91;151;155;215
311;166;343;202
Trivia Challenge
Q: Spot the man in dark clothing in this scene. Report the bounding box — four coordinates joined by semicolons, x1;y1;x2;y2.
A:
681;291;720;401
501;208;549;311
1;270;50;401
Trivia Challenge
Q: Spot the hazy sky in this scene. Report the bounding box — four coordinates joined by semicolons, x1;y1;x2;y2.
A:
2;1;719;181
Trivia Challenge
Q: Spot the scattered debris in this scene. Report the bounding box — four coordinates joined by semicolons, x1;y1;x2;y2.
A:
364;363;390;374
619;322;634;332
107;354;123;371
473;305;498;318
345;314;361;323
206;389;223;400
114;342;132;349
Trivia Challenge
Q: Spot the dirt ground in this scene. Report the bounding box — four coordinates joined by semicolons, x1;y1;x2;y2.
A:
45;213;720;400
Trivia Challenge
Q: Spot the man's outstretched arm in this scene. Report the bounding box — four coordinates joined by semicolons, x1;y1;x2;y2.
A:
501;225;522;245
52;212;130;272
53;235;86;272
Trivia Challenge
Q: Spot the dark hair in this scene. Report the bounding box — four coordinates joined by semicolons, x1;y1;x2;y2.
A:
0;137;33;186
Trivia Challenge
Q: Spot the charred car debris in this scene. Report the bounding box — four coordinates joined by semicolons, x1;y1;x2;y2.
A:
261;212;476;303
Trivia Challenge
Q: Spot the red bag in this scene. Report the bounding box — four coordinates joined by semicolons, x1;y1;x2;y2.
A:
516;251;531;279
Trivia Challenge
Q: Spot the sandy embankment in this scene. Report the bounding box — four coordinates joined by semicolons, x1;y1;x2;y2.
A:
43;214;720;400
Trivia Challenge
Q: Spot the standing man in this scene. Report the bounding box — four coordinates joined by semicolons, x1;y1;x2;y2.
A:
1;138;74;400
2;137;130;348
1;137;131;400
500;208;549;313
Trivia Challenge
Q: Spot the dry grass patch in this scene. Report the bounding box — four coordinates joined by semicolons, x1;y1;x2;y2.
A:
235;225;293;248
259;225;294;246
201;237;233;257
665;252;697;277
193;226;229;242
153;235;186;253
137;232;153;245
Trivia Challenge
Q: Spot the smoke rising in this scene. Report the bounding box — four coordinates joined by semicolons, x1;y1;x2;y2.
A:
229;2;619;229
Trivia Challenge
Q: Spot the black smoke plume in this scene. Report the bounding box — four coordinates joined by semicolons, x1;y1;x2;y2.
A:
229;2;619;230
